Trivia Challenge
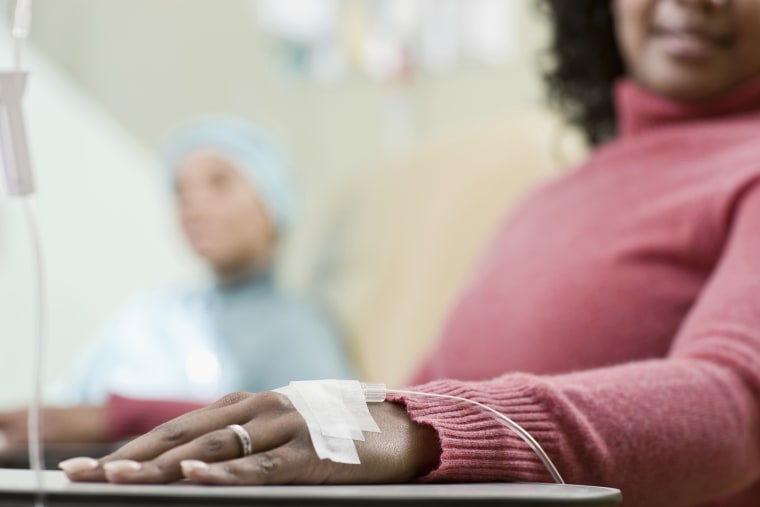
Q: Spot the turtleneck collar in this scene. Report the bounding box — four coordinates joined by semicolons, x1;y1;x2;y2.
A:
214;267;275;295
615;76;760;138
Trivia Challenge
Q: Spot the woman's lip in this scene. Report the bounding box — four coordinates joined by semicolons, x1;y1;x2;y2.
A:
651;26;730;62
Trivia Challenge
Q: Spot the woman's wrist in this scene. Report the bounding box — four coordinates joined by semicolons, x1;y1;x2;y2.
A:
370;401;441;480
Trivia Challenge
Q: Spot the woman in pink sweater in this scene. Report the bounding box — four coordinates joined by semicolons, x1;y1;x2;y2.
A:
59;1;760;505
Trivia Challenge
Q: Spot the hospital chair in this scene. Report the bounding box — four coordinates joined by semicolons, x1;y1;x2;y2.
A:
301;109;585;386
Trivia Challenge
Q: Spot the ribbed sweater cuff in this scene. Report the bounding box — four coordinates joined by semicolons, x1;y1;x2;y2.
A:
386;378;561;483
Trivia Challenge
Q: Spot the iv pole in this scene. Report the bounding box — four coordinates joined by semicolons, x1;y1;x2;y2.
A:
1;0;47;501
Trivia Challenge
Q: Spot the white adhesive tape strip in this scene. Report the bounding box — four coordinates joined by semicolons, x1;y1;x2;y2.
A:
279;386;360;464
274;380;381;465
338;381;381;434
292;380;364;440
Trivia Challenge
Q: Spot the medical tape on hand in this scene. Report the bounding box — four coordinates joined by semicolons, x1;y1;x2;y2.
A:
274;380;381;464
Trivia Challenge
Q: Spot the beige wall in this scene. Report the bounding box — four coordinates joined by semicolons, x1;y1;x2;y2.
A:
0;1;565;401
26;0;552;291
29;2;546;166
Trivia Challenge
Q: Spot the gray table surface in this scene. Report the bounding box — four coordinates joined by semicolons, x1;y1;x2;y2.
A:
0;469;622;507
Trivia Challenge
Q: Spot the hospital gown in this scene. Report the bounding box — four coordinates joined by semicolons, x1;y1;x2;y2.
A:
53;272;354;405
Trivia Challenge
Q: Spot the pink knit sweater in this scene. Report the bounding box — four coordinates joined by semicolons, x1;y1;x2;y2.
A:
388;78;760;507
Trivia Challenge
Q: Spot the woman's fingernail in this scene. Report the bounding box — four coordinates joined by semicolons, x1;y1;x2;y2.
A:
58;457;99;474
180;460;210;475
0;431;8;452
103;460;142;474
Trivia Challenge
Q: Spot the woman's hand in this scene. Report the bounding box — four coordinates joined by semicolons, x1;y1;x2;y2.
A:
59;391;440;485
0;405;108;452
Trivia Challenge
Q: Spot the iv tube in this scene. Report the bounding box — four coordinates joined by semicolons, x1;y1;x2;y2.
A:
23;199;46;494
12;0;31;68
361;383;565;485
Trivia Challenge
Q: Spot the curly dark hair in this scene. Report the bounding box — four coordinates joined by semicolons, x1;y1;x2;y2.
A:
538;0;626;146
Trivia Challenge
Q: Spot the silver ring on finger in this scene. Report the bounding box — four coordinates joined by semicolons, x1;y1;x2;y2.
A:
226;424;253;457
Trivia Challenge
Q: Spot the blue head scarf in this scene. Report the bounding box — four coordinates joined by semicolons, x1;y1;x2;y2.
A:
162;117;294;234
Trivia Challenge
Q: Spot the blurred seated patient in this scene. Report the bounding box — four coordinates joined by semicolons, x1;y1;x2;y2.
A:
0;117;353;451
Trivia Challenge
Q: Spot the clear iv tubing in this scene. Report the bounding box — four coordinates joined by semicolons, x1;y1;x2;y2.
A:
12;0;31;69
22;199;46;495
362;384;565;485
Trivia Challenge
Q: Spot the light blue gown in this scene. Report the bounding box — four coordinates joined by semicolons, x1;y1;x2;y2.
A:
54;272;354;405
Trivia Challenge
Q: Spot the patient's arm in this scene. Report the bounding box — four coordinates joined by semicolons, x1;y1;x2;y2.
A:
105;394;206;442
0;405;107;451
0;395;207;452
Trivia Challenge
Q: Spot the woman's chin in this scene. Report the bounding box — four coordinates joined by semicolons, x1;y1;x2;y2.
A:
636;58;742;102
191;244;223;265
638;72;729;102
